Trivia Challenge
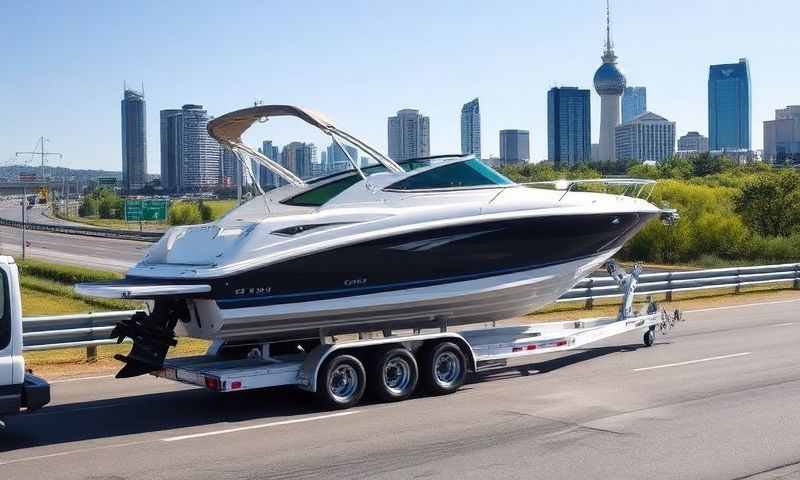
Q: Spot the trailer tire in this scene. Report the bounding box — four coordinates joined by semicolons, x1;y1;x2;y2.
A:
316;354;366;409
643;329;655;347
420;341;466;395
369;347;419;402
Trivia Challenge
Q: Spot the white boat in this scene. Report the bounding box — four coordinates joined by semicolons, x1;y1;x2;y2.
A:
76;105;668;377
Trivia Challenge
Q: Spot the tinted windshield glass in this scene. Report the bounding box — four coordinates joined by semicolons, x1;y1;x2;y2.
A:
283;158;434;207
386;159;513;191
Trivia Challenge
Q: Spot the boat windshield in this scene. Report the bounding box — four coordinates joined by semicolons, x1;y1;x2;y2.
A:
385;159;513;191
282;157;436;207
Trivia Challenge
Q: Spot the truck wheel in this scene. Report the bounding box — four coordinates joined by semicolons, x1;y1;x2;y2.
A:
316;354;366;409
420;341;466;395
369;347;418;402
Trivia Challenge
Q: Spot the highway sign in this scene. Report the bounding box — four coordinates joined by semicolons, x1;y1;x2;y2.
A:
97;176;117;186
125;199;168;221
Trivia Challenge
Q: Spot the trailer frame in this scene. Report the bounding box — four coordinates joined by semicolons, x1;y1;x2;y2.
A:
152;261;682;407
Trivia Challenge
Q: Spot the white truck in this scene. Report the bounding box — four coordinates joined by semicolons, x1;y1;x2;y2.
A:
0;257;50;429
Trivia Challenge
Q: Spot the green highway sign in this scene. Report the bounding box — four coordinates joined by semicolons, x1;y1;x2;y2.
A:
97;176;117;186
125;199;168;221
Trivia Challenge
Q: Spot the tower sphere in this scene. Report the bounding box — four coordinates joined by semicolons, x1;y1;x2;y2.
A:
593;62;626;96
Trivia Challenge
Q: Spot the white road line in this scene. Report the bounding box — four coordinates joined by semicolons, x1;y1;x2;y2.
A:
633;352;752;372
684;298;800;314
26;403;128;417
161;411;361;442
773;322;796;327
50;374;115;384
0;440;151;466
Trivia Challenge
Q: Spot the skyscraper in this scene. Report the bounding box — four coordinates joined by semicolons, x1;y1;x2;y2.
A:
764;105;800;163
258;140;281;189
677;131;709;153
159;108;183;191
325;143;358;173
499;130;530;164
281;142;317;179
460;98;481;158
388;109;430;161
179;104;221;191
221;149;238;187
547;87;591;167
121;88;147;191
708;58;751;151
622;87;647;123
615;111;675;162
160;104;226;192
593;0;626;162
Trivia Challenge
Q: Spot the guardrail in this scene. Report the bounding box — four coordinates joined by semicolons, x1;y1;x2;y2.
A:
20;263;800;355
0;217;162;242
22;311;140;358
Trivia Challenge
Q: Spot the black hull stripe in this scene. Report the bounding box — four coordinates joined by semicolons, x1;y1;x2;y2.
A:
215;252;604;309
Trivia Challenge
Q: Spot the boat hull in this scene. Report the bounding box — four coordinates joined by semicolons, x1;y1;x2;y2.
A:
179;250;617;341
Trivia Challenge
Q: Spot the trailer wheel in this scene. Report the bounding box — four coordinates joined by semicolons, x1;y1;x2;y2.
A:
316;354;366;409
420;341;466;395
369;347;418;402
643;329;655;347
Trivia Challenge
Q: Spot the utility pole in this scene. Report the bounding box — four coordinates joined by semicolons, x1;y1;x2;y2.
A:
15;137;62;182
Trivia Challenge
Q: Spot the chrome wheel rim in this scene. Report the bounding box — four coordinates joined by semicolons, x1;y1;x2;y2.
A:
329;364;358;402
383;357;412;395
435;351;461;386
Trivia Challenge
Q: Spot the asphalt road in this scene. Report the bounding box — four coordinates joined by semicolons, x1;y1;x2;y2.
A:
0;225;145;272
2;297;800;479
0;200;84;227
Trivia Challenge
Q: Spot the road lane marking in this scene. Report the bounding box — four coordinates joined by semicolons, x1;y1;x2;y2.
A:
633;352;752;372
0;440;151;466
684;298;800;314
50;374;115;384
161;411;361;442
773;322;796;327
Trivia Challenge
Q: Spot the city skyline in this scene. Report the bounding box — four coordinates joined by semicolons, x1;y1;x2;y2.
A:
2;1;799;172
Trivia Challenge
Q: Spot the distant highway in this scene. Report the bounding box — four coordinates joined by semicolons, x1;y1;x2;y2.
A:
2;297;800;478
0;225;144;272
0;199;146;271
0;200;85;227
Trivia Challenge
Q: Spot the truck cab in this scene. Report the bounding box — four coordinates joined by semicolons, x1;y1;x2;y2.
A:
0;256;49;427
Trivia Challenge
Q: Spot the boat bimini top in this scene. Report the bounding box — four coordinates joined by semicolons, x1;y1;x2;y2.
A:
207;105;406;193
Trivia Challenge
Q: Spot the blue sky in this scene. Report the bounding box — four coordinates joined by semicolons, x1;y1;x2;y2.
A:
1;0;798;172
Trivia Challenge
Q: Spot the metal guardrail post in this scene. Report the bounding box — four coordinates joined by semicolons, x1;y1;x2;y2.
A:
794;264;800;289
665;272;673;302
584;278;594;310
86;314;97;362
735;268;742;294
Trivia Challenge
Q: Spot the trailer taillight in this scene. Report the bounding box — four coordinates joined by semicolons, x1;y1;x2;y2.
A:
231;381;242;390
204;376;221;391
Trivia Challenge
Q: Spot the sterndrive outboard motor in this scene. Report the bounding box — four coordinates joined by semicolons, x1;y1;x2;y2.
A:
111;299;190;378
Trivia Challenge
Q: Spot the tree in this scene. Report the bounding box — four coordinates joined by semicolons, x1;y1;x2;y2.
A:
735;171;800;237
78;196;98;217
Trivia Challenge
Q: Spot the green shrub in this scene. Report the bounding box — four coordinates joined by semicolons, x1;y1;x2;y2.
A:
168;201;203;225
16;258;121;284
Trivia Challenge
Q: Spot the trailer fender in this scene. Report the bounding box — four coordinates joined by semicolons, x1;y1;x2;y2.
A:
297;333;477;393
